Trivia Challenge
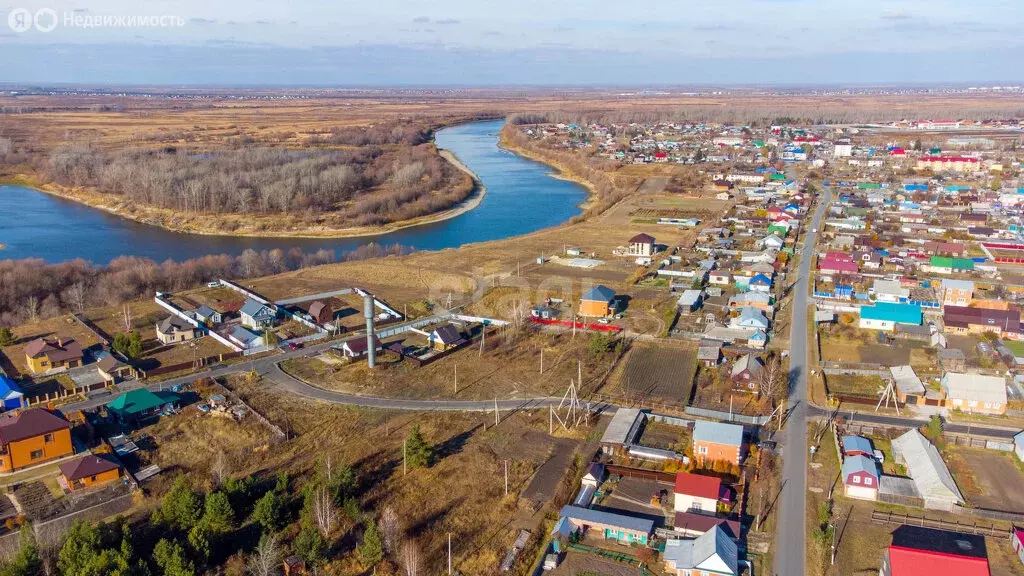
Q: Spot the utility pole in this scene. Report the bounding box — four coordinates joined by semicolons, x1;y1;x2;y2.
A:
549;405;553;434
540;348;544;374
448;534;452;575
403;439;407;476
494;398;499;426
504;460;509;496
454;363;458;395
479;325;485;356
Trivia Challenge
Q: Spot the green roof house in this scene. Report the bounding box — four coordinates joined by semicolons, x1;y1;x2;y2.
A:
770;173;787;181
929;256;974;274
106;389;180;424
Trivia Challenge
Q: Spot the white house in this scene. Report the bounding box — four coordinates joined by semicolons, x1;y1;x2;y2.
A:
239;299;276;329
941;372;1007;415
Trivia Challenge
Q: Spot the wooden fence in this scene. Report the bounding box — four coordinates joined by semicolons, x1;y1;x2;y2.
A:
139;351;243;378
605;464;676;484
870;510;1014;539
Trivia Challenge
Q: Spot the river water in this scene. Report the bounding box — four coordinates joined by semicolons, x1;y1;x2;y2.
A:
0;120;587;264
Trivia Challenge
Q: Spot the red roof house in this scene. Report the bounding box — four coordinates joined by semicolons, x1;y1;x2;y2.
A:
881;526;990;576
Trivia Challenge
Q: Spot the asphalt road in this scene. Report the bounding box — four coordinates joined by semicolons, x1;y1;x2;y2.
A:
775;185;831;576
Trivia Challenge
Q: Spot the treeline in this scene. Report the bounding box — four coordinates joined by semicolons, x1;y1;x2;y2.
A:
41;143;471;226
307;123;429;146
0;243;410;327
509;104;1024;126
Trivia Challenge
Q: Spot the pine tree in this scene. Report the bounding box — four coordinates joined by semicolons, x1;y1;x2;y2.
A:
357;519;385;567
0;327;15;347
405;425;433;469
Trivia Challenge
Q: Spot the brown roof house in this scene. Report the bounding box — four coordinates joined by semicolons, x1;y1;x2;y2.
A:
307;301;333;325
155;316;198;345
24;337;84;374
0;408;74;471
628;233;656;257
59;454;122;492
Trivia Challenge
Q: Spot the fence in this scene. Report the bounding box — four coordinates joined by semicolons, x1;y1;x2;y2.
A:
138;351;243;378
23;381;108;407
212;380;286;442
870;510;1013;538
953;505;1024;524
647;413;695;428
530;317;623;333
684;406;770;426
605;464;676;483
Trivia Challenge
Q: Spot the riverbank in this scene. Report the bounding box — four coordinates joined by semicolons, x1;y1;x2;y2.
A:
496;127;599;210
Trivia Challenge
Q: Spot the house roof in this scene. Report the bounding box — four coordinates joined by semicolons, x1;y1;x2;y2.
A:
674;472;721;499
731;354;763;378
0;408;69;445
194;305;218;318
230;326;261;345
106;389;180;416
59;454;121;482
581;285;616;303
629;233;655;244
24;337;83;363
941;372;1007;406
891;429;963;505
0;376;23;402
673;512;740;539
432;324;464;345
600;408;644;446
693;421;743;447
940;279;975;291
308;301;328;318
841;435;873;455
890;366;925;395
157;315;193;334
860;302;922;325
842;454;878;480
239;299;274;318
340;335;382;354
663;526;738;575
943;306;1019;333
887;526;989;576
559;505;654;535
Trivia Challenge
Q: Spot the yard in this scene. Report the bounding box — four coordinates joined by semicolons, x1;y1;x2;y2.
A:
805;422;1024;576
0;315;105;377
818;326;934;371
945;448;1024;514
601;342;697;405
636;421;691;453
281;328;619;401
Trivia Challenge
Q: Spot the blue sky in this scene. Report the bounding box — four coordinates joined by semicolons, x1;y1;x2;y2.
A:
1;0;1022;85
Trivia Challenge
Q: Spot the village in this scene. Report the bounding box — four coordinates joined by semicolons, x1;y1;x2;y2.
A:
0;112;1023;576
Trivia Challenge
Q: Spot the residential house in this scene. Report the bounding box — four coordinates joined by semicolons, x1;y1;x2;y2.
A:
557;505;653;545
59;454;122;491
818;252;859;276
943;306;1020;338
193;305;222;325
709;271;732;286
941;372;1006;415
748;274;773;293
335;335;383;358
891;429;964;511
853;250;883;269
1014;529;1024;569
95;352;133;384
628;233;656;257
24;337;84;374
939;279;974;307
841;435;873;457
673;472;721;514
677;290;704;312
697;340;723;367
155;315;198;345
307;301;333;325
873;279;910;303
579;285;617;318
728;291;771;313
430;324;466;351
1015;431;1024;463
842;455;880;500
879;526;990;576
890;365;926;403
106;388;180;426
758;234;784;251
730;354;763;392
859;302;922;332
0;376;23;411
693;421;744;466
663;526;738;576
927;256;974;275
0;408;73;472
229;326;265;349
923;241;965;257
239;299;276;329
730;307;769;331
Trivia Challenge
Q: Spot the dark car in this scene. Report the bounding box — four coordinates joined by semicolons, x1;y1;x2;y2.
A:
286;342;301;351
757;440;778;452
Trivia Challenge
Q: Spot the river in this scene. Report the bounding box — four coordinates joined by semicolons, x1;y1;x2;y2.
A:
0;120;587;264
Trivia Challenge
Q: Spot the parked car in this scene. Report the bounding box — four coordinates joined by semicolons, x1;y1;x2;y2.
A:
286;342;301;351
207;281;220;288
197;404;211;413
757;440;778;452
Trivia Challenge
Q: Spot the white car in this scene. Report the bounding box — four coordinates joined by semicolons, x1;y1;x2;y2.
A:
207;281;221;288
812;228;818;233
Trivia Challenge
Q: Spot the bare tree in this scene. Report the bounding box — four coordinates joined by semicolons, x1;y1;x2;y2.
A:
379;506;402;554
63;282;88;313
26;296;39;324
310;484;337;538
121;303;133;331
400;540;423;576
211;450;230;489
246;533;281;576
757;355;787;428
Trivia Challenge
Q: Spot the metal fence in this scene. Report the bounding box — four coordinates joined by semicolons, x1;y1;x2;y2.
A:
684;406;770;426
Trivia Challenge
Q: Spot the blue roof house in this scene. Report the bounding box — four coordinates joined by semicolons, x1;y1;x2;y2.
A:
858;302;921;332
558;505;653;545
0;376;23;411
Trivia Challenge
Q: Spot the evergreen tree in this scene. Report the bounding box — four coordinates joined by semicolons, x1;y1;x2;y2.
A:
153;539;195;576
293;519;327;569
357;519;384;567
0;526;41;576
251;490;284;533
405;425;433;469
127;331;144;359
0;327;15;347
157;477;203;532
201;491;236;535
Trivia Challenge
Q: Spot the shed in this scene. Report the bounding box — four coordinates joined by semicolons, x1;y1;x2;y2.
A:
0;376;23;411
106;389;180;425
842;454;879;500
599;408;644;455
891;429;964;511
890;365;925;400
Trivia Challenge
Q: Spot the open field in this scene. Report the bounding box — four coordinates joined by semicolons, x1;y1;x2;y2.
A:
601;342;697;404
947;448;1024;514
281;328;619;401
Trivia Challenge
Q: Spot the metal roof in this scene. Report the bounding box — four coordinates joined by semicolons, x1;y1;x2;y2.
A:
664;526;738;575
693;421;743;447
558;505;654;534
582;285;616;302
842;454;878;480
600;409;643;446
890;365;925;395
941;372;1007;406
891;429;963;505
